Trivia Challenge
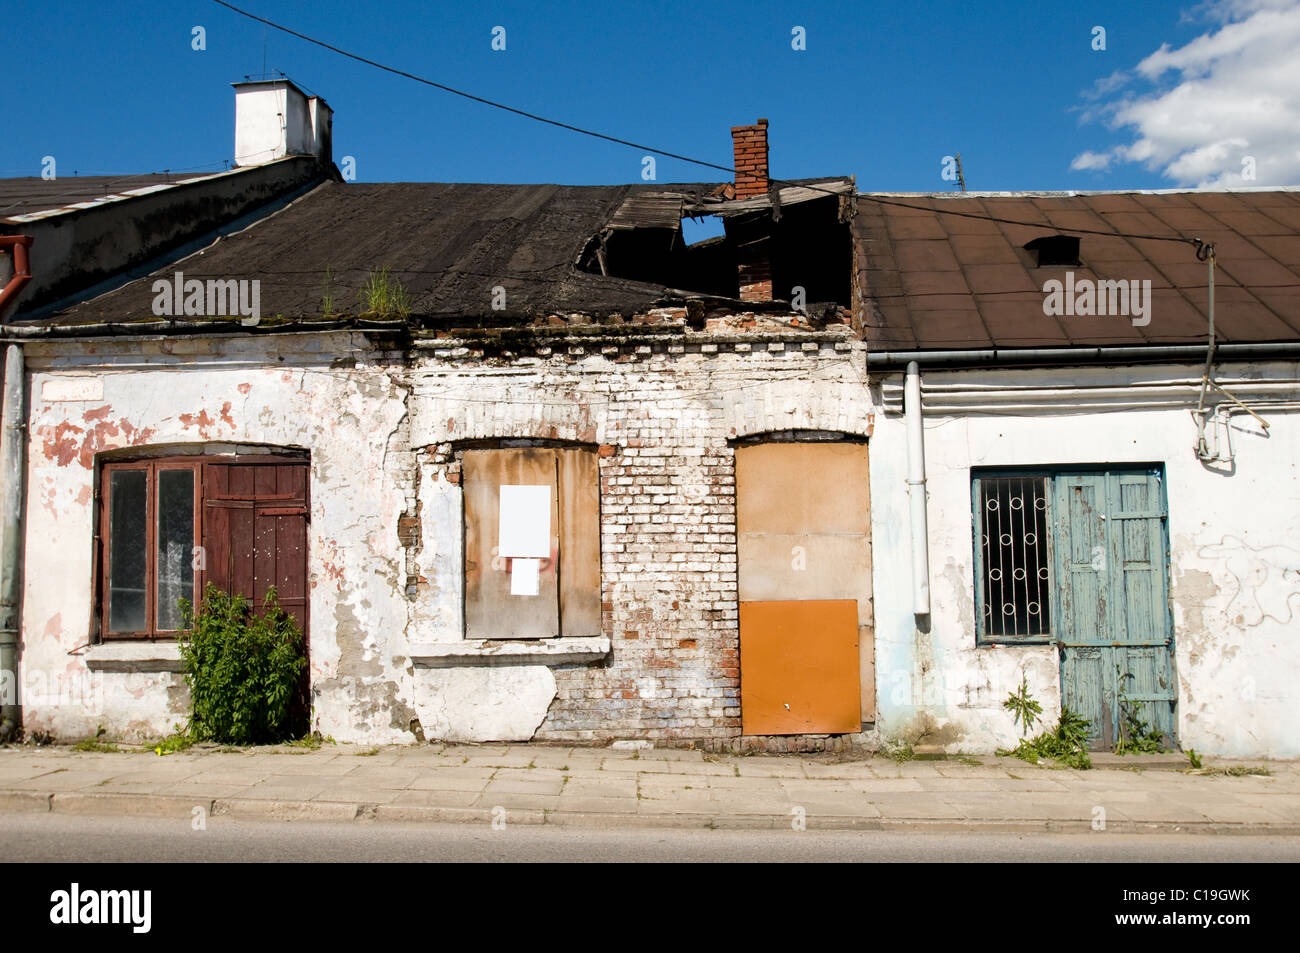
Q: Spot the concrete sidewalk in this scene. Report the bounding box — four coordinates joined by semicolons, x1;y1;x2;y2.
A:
0;742;1294;833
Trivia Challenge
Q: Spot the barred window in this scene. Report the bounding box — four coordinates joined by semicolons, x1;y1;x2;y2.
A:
974;475;1052;640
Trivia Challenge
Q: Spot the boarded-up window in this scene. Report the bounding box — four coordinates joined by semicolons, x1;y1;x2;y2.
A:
462;447;600;640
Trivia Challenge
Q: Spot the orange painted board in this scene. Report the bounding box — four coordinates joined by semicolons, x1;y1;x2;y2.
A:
739;599;861;736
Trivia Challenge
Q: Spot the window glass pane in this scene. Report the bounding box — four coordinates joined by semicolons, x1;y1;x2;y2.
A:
979;476;1051;637
156;469;194;630
108;470;148;632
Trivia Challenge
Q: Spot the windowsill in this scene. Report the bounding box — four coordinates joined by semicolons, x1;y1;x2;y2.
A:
84;641;184;673
409;637;611;669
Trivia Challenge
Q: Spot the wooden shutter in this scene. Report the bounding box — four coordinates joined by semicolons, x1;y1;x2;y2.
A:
201;459;309;633
556;448;601;637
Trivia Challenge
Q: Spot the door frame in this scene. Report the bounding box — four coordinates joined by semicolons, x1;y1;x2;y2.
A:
972;463;1178;749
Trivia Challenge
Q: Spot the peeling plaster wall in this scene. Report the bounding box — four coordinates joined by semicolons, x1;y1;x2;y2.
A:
869;361;1300;758
19;333;415;743
405;332;872;744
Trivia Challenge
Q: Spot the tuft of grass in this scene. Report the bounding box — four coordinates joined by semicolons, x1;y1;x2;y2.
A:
882;741;916;764
1186;748;1203;769
355;747;381;757
154;728;195;756
357;267;412;318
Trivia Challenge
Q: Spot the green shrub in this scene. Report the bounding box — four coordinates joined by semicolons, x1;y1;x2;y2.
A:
178;584;306;745
997;675;1094;770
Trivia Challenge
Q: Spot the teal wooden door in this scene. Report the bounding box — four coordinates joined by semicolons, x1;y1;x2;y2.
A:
1054;468;1177;750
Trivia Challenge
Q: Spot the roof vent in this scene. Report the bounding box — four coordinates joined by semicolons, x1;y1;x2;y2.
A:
1024;235;1081;267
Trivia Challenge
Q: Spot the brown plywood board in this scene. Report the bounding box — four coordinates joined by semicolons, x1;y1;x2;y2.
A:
739;599;861;735
463;449;560;639
735;443;870;535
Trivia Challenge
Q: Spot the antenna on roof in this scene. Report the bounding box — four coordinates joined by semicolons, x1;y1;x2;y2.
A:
955;154;967;192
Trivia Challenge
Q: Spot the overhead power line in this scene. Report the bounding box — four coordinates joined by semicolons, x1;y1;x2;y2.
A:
210;0;1208;253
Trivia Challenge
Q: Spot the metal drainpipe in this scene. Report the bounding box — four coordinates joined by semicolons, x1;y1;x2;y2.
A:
0;344;25;736
0;236;34;316
905;361;931;616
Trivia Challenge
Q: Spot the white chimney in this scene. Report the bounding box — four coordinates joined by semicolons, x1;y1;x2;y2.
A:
233;79;332;167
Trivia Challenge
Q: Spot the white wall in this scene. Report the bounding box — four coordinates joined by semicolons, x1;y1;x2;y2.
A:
869;360;1300;758
19;334;415;743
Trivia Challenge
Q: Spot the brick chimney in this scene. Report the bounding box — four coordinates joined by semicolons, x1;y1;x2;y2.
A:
731;118;773;301
731;118;769;198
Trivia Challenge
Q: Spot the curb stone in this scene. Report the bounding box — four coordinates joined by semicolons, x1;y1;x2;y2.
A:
4;788;1298;835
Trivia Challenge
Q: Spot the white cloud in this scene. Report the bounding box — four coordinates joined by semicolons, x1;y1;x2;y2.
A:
1070;150;1115;171
1073;0;1300;187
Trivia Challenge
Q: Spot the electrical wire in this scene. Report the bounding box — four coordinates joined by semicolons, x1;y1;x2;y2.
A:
208;0;1213;255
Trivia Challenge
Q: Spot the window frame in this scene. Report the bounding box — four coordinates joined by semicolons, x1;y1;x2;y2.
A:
97;457;202;641
971;469;1057;646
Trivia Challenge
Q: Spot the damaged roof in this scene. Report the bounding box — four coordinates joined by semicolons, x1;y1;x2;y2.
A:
855;188;1300;350
32;179;743;326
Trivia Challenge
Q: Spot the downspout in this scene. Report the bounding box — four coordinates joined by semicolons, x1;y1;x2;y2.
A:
0;344;24;737
904;361;930;615
0;236;35;316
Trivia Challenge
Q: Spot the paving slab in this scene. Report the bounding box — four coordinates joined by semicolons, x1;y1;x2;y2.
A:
559;777;638;799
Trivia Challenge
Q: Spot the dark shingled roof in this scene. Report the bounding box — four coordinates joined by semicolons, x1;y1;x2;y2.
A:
854;189;1300;350
41;179;729;325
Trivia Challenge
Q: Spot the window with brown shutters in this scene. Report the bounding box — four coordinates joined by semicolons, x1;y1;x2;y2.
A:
96;455;309;642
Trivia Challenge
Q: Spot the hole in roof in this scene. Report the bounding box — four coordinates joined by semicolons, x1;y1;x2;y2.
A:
1024;235;1081;267
681;215;726;245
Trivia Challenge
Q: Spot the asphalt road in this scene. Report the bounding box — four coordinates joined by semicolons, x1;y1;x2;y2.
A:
3;814;1298;862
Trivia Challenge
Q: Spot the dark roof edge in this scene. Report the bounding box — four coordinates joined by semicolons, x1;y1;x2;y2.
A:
865;342;1300;370
13;178;332;323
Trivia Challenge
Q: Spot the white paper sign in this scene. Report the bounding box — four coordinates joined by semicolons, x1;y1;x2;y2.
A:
498;484;551;558
510;557;541;596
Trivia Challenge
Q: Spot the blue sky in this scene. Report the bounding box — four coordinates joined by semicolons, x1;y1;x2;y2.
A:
6;1;1298;190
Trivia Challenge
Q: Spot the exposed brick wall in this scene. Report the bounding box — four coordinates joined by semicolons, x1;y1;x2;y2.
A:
406;326;872;745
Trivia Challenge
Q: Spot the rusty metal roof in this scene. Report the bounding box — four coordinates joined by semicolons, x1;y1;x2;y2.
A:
854;189;1300;350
